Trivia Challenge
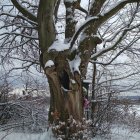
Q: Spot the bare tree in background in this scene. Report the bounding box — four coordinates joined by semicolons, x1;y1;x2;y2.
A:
0;71;12;103
0;72;12;124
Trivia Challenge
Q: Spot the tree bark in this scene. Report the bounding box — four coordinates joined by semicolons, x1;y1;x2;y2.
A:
46;59;83;123
37;0;84;123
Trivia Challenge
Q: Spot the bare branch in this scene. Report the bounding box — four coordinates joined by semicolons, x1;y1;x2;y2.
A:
11;0;37;23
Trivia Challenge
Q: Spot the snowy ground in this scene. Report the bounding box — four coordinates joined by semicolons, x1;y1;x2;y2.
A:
0;129;56;140
94;125;140;140
0;105;140;140
0;125;140;140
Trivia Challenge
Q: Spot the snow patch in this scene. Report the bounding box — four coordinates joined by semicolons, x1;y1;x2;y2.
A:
79;32;89;43
71;79;76;84
64;0;77;3
83;79;92;83
48;40;70;52
76;16;98;32
45;60;54;68
69;55;81;73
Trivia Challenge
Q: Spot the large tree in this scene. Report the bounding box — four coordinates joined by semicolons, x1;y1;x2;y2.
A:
0;0;140;123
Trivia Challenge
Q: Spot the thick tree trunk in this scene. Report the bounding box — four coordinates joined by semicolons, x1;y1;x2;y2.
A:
37;0;84;123
45;59;83;123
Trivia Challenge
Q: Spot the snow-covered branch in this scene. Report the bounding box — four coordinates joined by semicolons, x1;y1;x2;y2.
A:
11;0;37;22
70;16;99;49
70;0;140;49
100;0;140;24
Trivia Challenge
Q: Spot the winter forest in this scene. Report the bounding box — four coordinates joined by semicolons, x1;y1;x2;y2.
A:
0;0;140;140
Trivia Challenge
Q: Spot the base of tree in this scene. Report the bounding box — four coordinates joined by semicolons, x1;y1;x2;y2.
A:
49;115;93;140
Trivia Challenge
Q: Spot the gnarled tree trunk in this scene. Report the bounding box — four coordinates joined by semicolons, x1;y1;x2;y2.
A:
46;59;83;122
37;0;84;123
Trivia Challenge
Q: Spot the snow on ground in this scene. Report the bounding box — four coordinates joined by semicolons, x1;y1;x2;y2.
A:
94;125;140;140
1;124;140;140
0;102;139;140
0;129;56;140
